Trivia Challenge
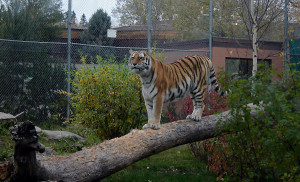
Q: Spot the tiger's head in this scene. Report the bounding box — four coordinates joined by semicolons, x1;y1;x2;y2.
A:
129;50;151;75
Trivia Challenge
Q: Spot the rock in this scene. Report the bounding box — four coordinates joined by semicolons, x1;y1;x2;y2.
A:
40;147;58;156
0;112;15;120
35;126;42;133
42;130;85;141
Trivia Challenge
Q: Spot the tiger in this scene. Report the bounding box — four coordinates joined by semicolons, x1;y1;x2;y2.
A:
129;50;227;130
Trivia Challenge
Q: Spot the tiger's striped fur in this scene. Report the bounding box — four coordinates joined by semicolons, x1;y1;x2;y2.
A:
129;50;226;130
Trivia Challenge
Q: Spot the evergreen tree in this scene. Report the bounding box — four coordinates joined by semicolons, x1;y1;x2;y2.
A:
0;0;67;122
80;9;112;45
80;14;88;27
71;10;77;25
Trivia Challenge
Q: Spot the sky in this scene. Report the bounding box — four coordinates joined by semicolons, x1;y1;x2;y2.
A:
61;0;118;27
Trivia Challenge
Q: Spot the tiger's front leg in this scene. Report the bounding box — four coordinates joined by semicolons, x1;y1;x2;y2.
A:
142;93;164;130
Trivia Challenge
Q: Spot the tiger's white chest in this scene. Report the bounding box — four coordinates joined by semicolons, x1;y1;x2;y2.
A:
142;86;157;100
141;75;158;101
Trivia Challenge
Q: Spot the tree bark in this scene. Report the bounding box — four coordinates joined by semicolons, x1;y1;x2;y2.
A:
250;0;258;76
34;110;232;181
4;104;261;182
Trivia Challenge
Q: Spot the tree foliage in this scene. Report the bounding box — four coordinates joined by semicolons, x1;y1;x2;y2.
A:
112;0;174;25
79;13;87;27
80;9;112;45
170;0;249;40
113;0;299;41
0;0;64;41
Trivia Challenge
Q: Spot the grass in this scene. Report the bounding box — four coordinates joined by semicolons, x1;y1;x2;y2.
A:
0;122;216;182
0;121;101;158
102;145;216;182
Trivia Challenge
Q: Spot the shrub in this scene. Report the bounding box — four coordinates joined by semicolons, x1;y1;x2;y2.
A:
171;66;300;181
220;66;300;181
69;56;146;139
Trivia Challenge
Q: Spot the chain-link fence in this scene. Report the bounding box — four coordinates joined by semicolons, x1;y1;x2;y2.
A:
0;39;68;122
0;37;208;123
0;0;299;123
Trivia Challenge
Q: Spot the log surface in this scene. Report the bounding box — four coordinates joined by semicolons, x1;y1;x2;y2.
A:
36;110;231;181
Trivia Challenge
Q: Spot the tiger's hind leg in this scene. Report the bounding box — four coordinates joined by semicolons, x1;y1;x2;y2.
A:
186;88;206;121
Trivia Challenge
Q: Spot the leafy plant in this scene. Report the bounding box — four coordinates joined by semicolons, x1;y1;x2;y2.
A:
0;122;14;161
169;66;299;181
219;65;300;181
68;56;146;139
189;136;233;180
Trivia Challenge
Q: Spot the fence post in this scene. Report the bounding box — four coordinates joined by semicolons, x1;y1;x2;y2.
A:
147;0;152;53
209;0;213;60
283;0;289;80
67;0;72;120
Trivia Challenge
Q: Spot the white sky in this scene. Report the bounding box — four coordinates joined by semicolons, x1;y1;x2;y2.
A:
61;0;118;27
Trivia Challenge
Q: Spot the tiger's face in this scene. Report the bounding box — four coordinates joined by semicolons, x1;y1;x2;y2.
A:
129;50;151;75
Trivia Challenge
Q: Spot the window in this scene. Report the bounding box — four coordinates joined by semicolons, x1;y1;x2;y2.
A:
225;58;271;79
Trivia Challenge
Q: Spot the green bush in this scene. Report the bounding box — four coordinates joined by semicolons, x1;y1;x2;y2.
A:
69;56;146;139
220;66;300;181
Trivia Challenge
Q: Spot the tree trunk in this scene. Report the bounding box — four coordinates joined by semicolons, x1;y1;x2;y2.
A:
4;104;261;182
251;0;258;76
35;111;235;181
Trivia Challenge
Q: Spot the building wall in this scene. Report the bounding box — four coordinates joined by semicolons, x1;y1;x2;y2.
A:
160;46;283;80
163;45;284;117
212;46;283;79
162;48;209;63
59;28;84;43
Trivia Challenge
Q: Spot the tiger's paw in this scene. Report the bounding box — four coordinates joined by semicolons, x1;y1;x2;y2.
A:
142;123;160;130
186;114;202;121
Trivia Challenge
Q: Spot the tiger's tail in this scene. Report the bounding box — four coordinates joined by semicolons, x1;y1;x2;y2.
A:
208;61;228;96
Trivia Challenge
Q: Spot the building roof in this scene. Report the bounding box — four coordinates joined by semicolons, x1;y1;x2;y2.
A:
157;37;282;50
113;20;175;32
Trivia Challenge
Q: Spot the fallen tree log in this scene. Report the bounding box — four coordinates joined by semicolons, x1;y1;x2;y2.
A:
4;104;261;182
37;111;231;181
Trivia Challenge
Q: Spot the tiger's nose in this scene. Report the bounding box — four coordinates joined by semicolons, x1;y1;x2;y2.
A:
133;63;137;66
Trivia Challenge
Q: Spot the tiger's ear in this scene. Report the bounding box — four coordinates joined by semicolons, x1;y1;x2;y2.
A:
129;49;133;55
